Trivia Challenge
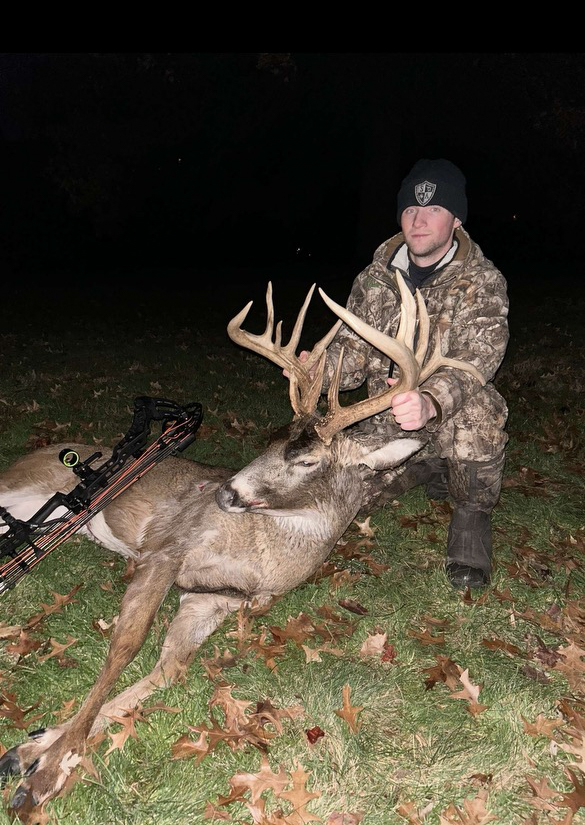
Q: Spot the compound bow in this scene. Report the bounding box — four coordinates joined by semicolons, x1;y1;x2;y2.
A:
0;397;203;594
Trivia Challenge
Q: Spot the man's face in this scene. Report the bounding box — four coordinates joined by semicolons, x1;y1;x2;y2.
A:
400;204;461;266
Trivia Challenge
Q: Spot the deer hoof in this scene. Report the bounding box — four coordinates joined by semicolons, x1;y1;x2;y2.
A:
0;746;23;784
10;782;38;814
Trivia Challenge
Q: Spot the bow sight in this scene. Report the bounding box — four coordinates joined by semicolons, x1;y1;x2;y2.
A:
0;397;203;594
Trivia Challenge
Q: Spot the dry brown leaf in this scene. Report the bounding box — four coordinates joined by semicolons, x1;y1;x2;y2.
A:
422;655;461;691
408;628;446;646
104;706;148;757
0;624;22;640
37;636;78;664
327;813;365;824
359;632;388;658
353;516;377;538
522;714;564;739
277;762;322;824
4;630;43;659
438;789;496;824
449;668;489;717
171;731;209;763
230;756;289;803
302;644;344;663
334;684;363;733
481;637;526;658
525;775;563;813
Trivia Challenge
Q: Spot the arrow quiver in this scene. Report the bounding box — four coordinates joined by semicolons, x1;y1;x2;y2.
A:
0;397;203;594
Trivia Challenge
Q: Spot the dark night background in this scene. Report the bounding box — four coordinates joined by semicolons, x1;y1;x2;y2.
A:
1;52;584;303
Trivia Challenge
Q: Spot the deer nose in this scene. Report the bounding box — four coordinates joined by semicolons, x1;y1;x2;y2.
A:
215;482;244;512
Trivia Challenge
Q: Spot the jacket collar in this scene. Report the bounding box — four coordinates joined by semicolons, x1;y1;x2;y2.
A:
370;227;473;291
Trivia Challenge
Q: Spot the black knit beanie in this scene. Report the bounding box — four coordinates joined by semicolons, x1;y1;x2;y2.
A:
396;159;467;223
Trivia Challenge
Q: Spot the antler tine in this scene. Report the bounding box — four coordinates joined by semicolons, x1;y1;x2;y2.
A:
227;282;302;374
318;283;420;386
280;283;316;358
227;282;341;418
414;289;430;367
326;346;345;418
419;331;486;385
394;269;418;350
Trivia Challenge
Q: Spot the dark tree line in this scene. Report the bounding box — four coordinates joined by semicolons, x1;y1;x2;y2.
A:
0;53;582;276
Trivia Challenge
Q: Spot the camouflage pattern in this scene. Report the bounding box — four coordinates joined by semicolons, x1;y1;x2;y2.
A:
325;227;509;464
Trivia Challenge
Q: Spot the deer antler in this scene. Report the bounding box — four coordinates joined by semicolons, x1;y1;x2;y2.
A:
314;270;485;443
227;282;342;416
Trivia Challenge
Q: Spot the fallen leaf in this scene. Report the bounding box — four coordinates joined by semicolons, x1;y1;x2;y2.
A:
353;516;377;538
338;600;368;616
449;668;489;717
334;684;363;733
327;812;365;824
277;762;322;824
438;789;497;824
359;631;388;659
230;756;289;803
306;726;325;745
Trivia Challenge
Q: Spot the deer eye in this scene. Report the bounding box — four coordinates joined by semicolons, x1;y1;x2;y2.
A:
297;460;318;468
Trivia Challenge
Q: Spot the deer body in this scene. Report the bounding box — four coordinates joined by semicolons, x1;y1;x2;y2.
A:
0;274;483;814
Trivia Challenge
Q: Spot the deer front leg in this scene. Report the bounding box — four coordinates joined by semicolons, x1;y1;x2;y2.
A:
93;591;245;732
1;558;177;813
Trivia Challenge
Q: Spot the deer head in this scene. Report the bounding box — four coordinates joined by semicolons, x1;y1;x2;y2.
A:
216;272;484;517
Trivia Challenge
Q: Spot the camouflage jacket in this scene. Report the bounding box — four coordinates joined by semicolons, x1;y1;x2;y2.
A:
325;227;510;462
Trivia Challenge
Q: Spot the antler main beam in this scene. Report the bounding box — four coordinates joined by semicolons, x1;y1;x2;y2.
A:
314;271;485;443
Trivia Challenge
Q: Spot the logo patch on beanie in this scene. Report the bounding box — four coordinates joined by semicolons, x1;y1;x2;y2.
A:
415;181;436;206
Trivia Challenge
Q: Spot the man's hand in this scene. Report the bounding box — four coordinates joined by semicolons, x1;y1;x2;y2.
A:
388;377;437;431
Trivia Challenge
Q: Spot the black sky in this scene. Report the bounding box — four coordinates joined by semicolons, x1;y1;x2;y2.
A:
1;53;583;287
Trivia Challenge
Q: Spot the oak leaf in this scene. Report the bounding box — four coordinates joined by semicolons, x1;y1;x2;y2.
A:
408;628;446;646
522;714;563;739
353;516;377;538
230;756;289;803
171;731;209;763
422;656;461;691
5;630;42;659
277;762;322;824
327;813;365;824
338;600;368;616
302;644;344;663
449;668;488;717
359;631;388;659
481;637;526;658
334;684;363;733
37;635;78;664
559;769;585;814
438;789;496;824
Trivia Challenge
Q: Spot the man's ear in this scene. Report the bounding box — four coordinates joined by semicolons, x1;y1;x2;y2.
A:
359;437;423;470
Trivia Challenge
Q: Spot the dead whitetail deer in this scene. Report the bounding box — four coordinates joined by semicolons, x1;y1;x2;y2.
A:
0;272;483;813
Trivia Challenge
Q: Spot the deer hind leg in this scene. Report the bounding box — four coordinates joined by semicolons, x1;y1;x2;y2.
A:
92;590;245;734
0;558;177;812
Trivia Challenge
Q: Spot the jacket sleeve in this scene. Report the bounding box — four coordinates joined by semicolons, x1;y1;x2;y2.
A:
421;267;509;431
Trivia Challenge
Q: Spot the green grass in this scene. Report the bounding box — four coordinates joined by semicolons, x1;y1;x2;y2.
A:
1;273;584;824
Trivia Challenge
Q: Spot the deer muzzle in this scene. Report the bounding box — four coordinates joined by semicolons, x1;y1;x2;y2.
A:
215;481;267;514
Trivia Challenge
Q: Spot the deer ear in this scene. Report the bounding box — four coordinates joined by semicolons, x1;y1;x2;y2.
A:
359;437;423;470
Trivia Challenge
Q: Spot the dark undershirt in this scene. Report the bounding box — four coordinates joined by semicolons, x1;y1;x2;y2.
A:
407;258;440;289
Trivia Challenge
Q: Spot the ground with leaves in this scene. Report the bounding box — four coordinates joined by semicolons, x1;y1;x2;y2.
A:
0;269;584;824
